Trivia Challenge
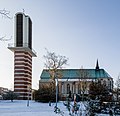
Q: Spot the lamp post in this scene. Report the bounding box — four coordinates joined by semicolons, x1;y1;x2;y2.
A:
27;85;31;107
55;77;58;113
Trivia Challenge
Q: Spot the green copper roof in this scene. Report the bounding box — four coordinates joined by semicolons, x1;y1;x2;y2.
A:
40;69;111;80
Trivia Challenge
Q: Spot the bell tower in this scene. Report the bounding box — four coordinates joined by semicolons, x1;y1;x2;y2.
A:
8;12;36;100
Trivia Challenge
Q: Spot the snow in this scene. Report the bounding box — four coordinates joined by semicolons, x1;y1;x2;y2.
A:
0;100;69;116
0;100;117;116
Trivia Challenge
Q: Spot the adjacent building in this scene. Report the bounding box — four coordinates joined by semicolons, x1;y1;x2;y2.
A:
8;12;36;100
39;61;113;100
0;87;9;95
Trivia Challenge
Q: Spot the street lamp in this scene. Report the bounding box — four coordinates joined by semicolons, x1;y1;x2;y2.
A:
55;77;58;113
27;85;31;107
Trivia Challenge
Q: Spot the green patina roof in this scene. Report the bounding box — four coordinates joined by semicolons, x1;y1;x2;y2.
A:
40;69;111;80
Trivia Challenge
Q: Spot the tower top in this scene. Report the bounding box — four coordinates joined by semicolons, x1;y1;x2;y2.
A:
96;59;99;70
8;12;36;57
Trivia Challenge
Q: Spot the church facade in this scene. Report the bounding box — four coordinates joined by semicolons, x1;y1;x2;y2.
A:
39;61;113;100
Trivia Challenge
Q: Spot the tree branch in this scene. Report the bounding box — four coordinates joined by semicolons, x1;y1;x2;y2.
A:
0;9;12;41
0;36;12;41
0;9;12;19
43;49;68;80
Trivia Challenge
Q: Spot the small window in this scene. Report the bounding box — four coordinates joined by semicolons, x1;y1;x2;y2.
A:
103;80;106;85
61;83;64;94
67;84;70;94
78;84;81;94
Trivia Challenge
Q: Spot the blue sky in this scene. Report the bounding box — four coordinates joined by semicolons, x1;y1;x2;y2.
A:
0;0;120;89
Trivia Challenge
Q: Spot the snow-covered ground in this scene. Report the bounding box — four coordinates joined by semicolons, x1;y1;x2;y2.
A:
0;100;117;116
0;100;70;116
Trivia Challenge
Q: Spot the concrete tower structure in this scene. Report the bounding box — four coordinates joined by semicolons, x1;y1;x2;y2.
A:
8;12;36;100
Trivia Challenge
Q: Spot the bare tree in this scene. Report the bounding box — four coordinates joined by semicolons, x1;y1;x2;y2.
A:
115;74;120;101
78;67;90;101
43;49;68;113
0;9;12;41
43;49;68;81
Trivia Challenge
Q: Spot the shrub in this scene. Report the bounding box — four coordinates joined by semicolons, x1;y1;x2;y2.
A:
35;82;56;103
3;91;18;102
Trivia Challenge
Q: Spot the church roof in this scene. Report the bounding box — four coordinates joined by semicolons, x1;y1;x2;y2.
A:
40;69;112;80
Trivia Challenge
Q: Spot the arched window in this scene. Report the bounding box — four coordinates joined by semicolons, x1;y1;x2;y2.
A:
103;80;106;85
78;84;81;94
67;84;70;94
72;83;76;94
109;81;112;91
61;82;64;94
72;82;76;94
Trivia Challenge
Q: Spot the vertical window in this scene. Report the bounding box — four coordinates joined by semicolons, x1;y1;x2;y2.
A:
16;14;23;47
109;81;112;91
67;84;70;94
61;82;64;94
72;82;76;94
78;84;81;94
28;18;32;49
74;84;76;94
103;80;106;85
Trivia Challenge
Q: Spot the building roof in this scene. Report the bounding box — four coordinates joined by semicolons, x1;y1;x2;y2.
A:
40;68;112;80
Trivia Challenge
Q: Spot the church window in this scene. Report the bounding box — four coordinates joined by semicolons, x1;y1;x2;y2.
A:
61;82;64;94
67;84;70;94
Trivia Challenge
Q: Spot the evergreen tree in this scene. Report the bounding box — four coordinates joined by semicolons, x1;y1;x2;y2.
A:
89;81;109;101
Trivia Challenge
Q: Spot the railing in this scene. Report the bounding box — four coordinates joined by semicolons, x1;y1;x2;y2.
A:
8;43;37;56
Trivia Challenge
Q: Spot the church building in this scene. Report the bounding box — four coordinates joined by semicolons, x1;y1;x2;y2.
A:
39;61;113;100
